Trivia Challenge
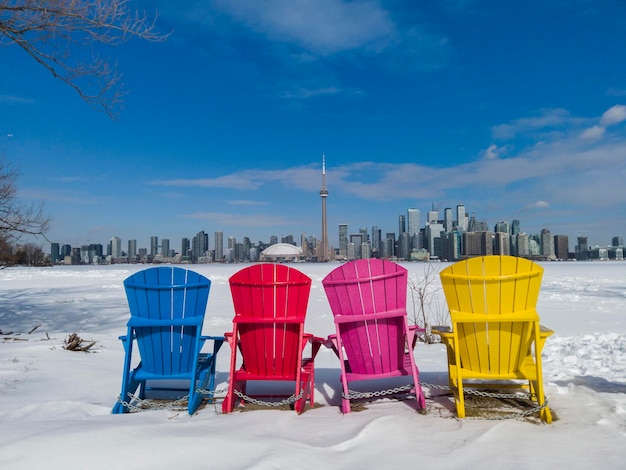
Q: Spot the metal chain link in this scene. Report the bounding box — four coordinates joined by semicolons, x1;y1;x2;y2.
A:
419;382;550;421
343;384;413;400
117;382;548;421
233;388;305;407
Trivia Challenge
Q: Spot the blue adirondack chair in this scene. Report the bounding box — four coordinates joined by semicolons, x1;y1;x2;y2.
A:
112;267;224;415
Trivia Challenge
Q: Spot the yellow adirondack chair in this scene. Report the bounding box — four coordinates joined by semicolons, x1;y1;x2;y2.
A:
432;256;554;423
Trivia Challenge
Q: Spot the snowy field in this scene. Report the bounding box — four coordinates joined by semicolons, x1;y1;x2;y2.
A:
1;261;625;469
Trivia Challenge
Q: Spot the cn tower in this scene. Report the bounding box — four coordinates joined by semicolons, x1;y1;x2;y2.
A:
319;155;329;262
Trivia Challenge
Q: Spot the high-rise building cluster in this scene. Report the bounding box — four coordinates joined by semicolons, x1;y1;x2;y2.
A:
49;160;624;265
337;206;624;262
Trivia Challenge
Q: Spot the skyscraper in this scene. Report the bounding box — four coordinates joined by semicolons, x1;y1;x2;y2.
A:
456;204;467;232
444;207;453;233
319;155;329;262
111;237;122;259
150;236;158;257
398;215;406;236
214;230;223;262
338;223;348;258
161;239;170;258
407;208;420;236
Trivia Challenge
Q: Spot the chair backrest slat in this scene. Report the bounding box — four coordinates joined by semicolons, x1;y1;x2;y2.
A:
124;267;210;376
230;264;311;378
323;259;408;376
440;256;542;375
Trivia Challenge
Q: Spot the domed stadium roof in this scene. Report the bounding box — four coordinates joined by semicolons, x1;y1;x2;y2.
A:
261;243;302;257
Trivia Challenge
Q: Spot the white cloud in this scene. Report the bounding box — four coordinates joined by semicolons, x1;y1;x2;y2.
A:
600;105;626;126
211;0;395;55
525;201;550;209
579;125;605;140
482;144;509;160
491;108;575;140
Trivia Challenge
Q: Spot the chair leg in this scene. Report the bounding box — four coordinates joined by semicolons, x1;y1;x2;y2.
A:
531;379;552;424
222;382;236;414
295;374;310;414
455;379;466;419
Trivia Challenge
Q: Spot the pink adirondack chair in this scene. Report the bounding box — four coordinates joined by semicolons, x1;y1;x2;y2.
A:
323;259;427;413
222;263;324;414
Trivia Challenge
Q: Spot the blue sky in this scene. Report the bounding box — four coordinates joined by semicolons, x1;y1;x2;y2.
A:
2;0;626;251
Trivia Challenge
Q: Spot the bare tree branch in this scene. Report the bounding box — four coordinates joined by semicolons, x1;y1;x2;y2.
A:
0;159;51;242
0;0;170;118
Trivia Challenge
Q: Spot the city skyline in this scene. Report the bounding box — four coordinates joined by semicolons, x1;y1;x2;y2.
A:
49;199;624;262
3;2;626;248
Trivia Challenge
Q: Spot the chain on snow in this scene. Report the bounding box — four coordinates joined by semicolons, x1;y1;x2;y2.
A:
420;382;550;421
344;381;548;422
232;389;305;407
117;382;547;420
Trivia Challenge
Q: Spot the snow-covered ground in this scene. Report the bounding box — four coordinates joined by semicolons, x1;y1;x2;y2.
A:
1;261;625;469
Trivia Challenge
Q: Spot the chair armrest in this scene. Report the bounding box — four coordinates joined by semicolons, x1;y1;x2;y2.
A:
323;334;340;358
303;333;325;359
200;335;225;354
538;325;554;352
431;325;451;334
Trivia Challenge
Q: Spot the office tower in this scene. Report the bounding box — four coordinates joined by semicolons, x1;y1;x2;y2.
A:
385;232;396;259
161;239;170;258
371;226;382;255
398;232;410;260
242;237;251;261
407;208;420;236
425;222;444;258
495;221;510;235
269;235;278;245
517;233;529;257
339;223;348;258
350;233;363;259
442;231;462;261
494;232;510;255
181;238;190;259
128;239;137;259
554;235;569;260
428;209;438;224
192;231;208;262
361;242;372;259
111;237;122;259
214;230;223;262
382;236;395;259
150;236;158;257
61;244;72;257
398;215;406;236
411;231;423;251
50;243;60;264
281;234;294;245
540;229;554;257
319;155;329;262
444;207;453;233
456;204;467;232
359;227;369;243
462;231;493;257
612;236;624;247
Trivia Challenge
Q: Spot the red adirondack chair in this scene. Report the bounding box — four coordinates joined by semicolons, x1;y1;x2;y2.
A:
222;263;323;414
323;259;427;413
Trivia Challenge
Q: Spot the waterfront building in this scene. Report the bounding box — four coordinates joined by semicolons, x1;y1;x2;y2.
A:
554;235;569;260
